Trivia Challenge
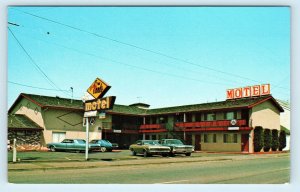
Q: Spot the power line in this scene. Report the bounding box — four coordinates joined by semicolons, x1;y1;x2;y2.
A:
11;30;234;87
8;27;70;97
8;81;70;92
12;8;288;89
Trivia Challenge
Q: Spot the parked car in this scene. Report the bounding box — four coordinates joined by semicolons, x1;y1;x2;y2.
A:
90;139;113;152
159;139;194;156
111;142;119;149
129;140;171;157
7;140;12;151
47;139;100;152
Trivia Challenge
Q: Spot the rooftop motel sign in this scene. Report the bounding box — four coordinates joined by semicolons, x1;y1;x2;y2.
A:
226;84;271;100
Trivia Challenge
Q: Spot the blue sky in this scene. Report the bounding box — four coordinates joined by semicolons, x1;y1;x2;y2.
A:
7;6;290;109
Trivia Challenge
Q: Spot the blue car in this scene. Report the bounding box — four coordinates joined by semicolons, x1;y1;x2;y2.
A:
47;139;100;152
90;139;113;152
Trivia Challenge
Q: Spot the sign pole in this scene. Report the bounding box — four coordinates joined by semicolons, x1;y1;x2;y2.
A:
85;117;89;161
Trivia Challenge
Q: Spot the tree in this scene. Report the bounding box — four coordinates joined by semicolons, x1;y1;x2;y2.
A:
263;129;271;152
254;126;264;152
271;129;279;151
279;130;287;151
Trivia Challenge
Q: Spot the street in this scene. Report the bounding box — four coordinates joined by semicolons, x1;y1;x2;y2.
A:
8;152;290;184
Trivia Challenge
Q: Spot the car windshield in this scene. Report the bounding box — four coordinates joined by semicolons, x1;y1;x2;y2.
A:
103;140;111;143
166;140;183;145
90;140;98;144
143;140;160;145
77;140;86;144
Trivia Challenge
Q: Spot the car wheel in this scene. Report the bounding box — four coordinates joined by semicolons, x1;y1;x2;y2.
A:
100;147;107;152
131;150;136;156
169;152;175;157
162;154;168;157
185;153;191;156
50;146;56;152
143;150;149;157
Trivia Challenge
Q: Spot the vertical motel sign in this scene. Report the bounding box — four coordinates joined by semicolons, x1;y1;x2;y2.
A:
83;77;116;160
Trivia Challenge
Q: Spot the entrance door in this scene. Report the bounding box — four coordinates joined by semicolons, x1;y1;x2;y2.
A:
185;134;192;145
241;134;249;152
52;132;66;143
195;134;201;151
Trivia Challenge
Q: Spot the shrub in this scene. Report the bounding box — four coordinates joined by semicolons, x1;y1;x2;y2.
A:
263;129;271;152
271;129;279;151
254;126;264;152
279;130;287;151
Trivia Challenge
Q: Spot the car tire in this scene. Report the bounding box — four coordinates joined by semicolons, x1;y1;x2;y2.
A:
100;147;107;152
131;150;136;156
143;150;149;157
169;152;175;157
185;153;191;156
50;146;56;152
162;154;168;157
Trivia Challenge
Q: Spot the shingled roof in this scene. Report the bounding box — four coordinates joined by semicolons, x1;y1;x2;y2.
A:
146;95;284;115
8;114;43;130
9;93;284;116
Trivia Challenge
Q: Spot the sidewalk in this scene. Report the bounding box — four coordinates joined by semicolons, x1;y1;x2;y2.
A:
8;153;289;172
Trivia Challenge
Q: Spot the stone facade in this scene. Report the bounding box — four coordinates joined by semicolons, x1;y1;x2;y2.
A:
8;130;43;151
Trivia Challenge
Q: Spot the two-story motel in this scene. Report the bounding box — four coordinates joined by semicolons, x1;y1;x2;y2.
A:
8;88;284;153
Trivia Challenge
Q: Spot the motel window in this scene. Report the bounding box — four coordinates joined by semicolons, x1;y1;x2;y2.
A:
205;113;216;121
234;134;238;143
213;134;217;143
195;112;201;122
174;113;184;122
158;116;168;124
151;117;157;124
145;117;150;124
223;133;238;143
186;113;193;122
204;134;217;143
225;111;237;120
204;134;208;143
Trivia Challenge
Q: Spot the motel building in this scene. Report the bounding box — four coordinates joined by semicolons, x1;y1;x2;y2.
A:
7;84;285;153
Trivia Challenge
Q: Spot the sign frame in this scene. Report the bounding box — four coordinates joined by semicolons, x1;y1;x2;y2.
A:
87;77;111;99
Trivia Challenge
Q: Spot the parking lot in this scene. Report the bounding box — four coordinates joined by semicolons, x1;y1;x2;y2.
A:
8;149;243;163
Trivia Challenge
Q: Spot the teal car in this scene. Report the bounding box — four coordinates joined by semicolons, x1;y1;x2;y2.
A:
89;139;113;152
47;139;100;152
159;139;194;156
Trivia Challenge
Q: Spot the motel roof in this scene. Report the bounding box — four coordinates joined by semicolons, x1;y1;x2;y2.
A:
8;114;43;130
9;93;284;116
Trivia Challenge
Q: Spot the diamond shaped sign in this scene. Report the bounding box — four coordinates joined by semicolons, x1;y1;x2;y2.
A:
87;77;111;99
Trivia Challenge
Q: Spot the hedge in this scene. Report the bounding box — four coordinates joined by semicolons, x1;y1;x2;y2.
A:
271;129;279;151
263;129;271;152
279;130;287;151
254;126;264;152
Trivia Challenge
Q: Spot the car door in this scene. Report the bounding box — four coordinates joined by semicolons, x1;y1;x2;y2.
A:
135;141;144;153
56;139;69;150
66;139;75;150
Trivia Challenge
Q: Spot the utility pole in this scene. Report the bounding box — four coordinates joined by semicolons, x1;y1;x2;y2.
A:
70;87;73;103
85;117;89;161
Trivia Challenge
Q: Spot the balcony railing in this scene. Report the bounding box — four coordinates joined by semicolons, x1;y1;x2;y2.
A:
174;119;249;132
139;124;167;133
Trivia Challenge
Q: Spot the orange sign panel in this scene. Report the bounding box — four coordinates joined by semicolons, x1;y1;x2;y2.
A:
87;78;111;99
226;84;270;100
